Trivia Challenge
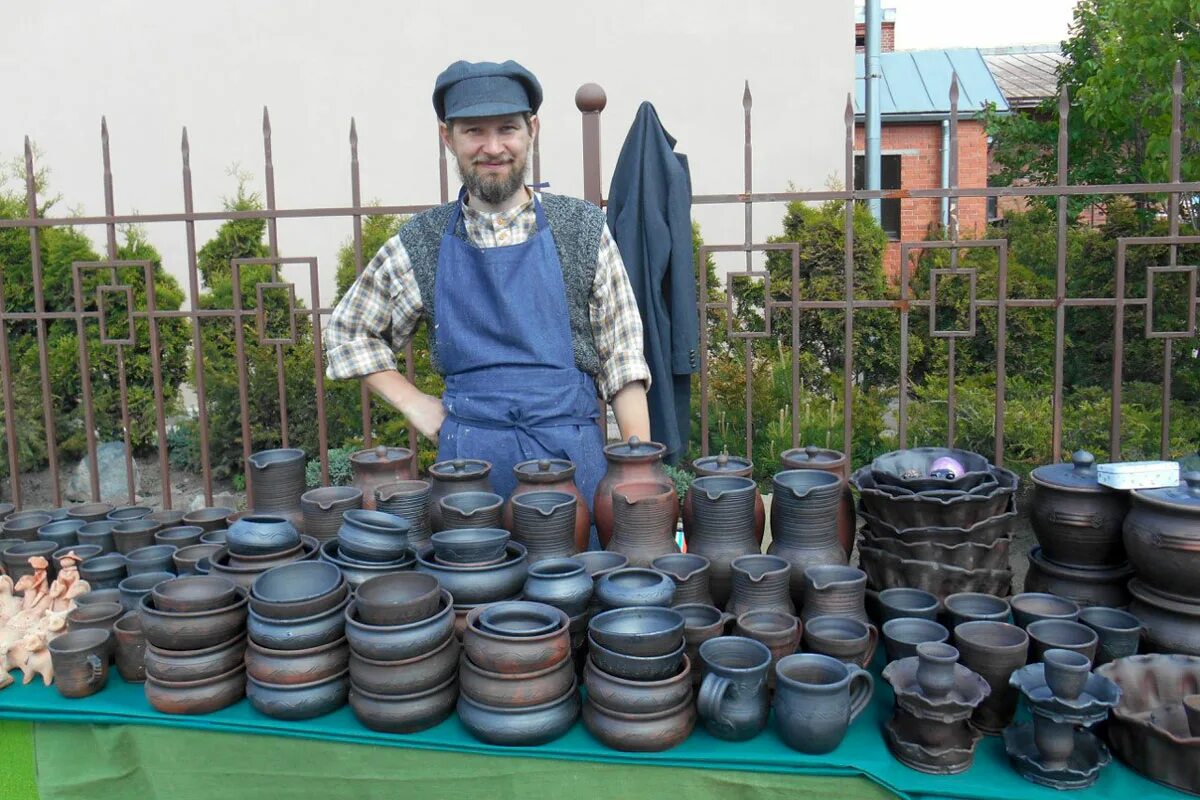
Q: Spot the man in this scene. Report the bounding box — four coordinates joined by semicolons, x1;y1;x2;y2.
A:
325;60;651;545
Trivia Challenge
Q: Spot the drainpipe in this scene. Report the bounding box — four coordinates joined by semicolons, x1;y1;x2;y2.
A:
865;0;882;221
940;119;950;230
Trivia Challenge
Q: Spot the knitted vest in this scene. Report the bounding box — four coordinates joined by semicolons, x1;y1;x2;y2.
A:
399;192;605;376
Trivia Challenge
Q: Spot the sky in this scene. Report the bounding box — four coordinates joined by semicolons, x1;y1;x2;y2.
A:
882;0;1079;50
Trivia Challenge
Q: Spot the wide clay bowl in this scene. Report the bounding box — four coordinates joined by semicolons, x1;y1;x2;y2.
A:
343;591;455;661
173;543;223;575
584;652;692;715
337;509;411;564
66;602;124;632
318;539;415;589
457;680;580;746
124;544;179;576
207;536;319;591
354;572;441;627
583;695;696;753
198;529;228;545
414;542;528;605
224;538;305;569
1026;619;1099;663
75;588;123;607
575;551;629;578
459;648;577;708
247;592;351;651
148;509;188;528
1;513;52;541
145;663;246;715
588;606;685;658
247;669;350;721
4;540;57;572
943;592;1010;628
150;575;239;614
245;636;350;686
595;568;676;610
348;635;460;696
588;633;685;682
108;506;154;522
144;632;249;683
139;590;249;651
37;519;84;549
882;617;950;662
183;507;237;533
250;561;347;621
111;520;162;555
430;528;510;564
1011;593;1080;629
227;514;301;557
52;544;103;570
477;601;562;638
154;526;205;548
463;604;571;674
879;587;941;623
349;676;459;734
118;571;175;611
68;502;115;524
77;521;119;553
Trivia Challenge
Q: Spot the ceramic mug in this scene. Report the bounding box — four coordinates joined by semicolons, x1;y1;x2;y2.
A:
773;652;874;754
48;628;112;698
697;636;772;741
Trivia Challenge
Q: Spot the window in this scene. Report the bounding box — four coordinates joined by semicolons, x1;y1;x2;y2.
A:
854;154;901;239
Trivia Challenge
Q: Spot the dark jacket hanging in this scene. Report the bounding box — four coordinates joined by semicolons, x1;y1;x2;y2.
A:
606;102;698;463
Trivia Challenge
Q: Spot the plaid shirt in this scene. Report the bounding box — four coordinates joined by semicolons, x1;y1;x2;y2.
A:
325;191;651;401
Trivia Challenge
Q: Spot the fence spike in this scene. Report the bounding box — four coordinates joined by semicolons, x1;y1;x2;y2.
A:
844;92;854;124
742;80;752;110
1058;84;1068;119
350;117;358;148
949;71;959;108
1174;59;1183;93
263;106;271;135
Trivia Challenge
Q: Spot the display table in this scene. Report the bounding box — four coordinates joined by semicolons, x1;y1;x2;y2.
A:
1;667;1191;800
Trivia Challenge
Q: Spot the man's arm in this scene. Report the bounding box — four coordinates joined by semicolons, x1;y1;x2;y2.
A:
610;380;650;440
363;370;445;440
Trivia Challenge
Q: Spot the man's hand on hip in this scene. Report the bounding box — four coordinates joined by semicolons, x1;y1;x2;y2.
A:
363;370;446;442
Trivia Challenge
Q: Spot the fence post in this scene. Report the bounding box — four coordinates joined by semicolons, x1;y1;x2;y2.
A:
576;83;606;206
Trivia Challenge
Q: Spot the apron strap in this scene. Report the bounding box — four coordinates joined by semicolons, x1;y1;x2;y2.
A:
446;406;596;462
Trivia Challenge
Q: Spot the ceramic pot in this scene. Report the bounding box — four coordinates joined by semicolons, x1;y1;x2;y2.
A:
299;487;363;544
107;506;153;522
882;617;950;663
428;459;493;532
1010;592;1080;630
353;571;441;626
651;553;714;607
439;492;503;531
523;558;593;617
727;555;794;617
77;520;119;553
802;615;878;668
801;565;867;624
684;476;758;607
459;649;577;708
172;544;223;576
462;604;571;674
48;629;112;698
66;602;124;634
953;621;1028;734
67;502;114;524
589;606;685;658
506;459;590;552
780;445;854;555
2;540;56;583
250;561;347;620
589;634;684;681
247;448;306;516
337;509;411;564
594;437;674;549
457;680;580;746
1026;619;1099;663
75;588;122;607
113;611;146;683
879;588;940;623
414;542;528;605
686;453;765;545
247;669;349;720
676;604;733;686
111;520;162;555
511;491;579;562
606;481;679;567
1030;451;1129;568
583;695;696;752
697;636;772;741
149;510;187;529
860;529;1012;571
576;552;629;613
773;652;874;754
247;593;351;651
79;553;129;589
349;445;415;511
1042;648;1092;700
943;592;1010;629
1023;546;1134;608
52;544;102;571
37;519;84;549
140;591;249;651
430;528;509;564
595;568;675;611
318;540;415;590
734;610;800;687
477;601;561;638
244;635;350;686
375;480;432;549
343;592;455;662
583;652;692;715
125;544;179;576
1;512;52;542
144;633;248;683
1122;473;1200;599
348;634;459;695
154;526;205;549
118;571;175;611
769;470;847;606
915;641;959;701
1077;606;1142;665
182;507;236;533
145;664;247;715
349;676;459;734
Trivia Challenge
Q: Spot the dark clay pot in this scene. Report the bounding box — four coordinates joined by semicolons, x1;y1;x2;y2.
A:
144;632;247;684
879;587;940;623
52;544;103;571
349;676;459;734
145;664;246;715
583;652;692;715
374;480;432;549
439;491;504;531
173;544;223;576
1023;546;1134;609
684;476;759;608
651;553;714;607
67;502;114;524
111;520;162;555
780;445;854;555
943;592;1010;629
79;553;128;589
119;571;175;612
523;557;593;617
353;571;440;627
139;585;249;648
1010;592;1080;630
227;514;301;556
1030;451;1129;568
348;634;459;696
802;614;878;668
415;542;528;605
881;617;950;663
113;611;146;683
685;452;765;545
107;506;153;522
182;507;236;533
66;602;124;636
953;621;1028;734
3;540;58;582
77;520;119;553
506;459;590;552
769;470;847;606
1124;473;1200;600
48;628;112;698
462;604;571;674
1077;606;1142;665
246;448;306;516
247;669;349;720
125;544;179;576
428;459;493;533
1;512;52;542
606;481;679;568
511;491;579;562
735;610;801;687
243;633;350;683
460;648;577;708
593;437;674;549
318;540;414;590
595;568;676;610
583;695;695;752
337;509;411;564
154;526;205;549
37;519;84;549
727;555;794;617
149;509;188;529
247;593;351;651
349;445;416;512
457;680;580;746
343;592;454;662
1026;619;1099;664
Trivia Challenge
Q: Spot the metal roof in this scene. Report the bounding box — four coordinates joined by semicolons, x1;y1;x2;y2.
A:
980;45;1065;108
854;49;1010;121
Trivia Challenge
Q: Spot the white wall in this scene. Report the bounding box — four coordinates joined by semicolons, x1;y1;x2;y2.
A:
2;0;854;307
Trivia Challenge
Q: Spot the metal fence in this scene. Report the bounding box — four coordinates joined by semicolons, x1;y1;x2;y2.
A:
0;66;1197;510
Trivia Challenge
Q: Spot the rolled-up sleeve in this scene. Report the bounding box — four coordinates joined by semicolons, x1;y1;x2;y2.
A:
324;236;423;380
590;224;651;401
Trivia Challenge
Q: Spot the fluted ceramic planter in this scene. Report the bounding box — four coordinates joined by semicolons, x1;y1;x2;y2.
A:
606;481;679;568
684;476;758;608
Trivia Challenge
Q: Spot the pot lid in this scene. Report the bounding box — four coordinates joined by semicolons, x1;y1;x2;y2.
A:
429;458;491;480
692;451;753;476
513;458;575;482
350;445;413;465
1031;451;1110;493
1132;471;1200;512
780;445;846;468
603;436;666;461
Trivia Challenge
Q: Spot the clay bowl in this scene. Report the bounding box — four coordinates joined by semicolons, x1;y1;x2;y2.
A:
151;575;239;614
183;507;237;533
459;647;577;708
434;553;504;567
430;528;510;564
245;636;349;686
139;590;249;650
575;551;629;578
246;668;349;721
199;529;228;545
37;519;85;549
77;521;119;553
111;520;162;555
463;604;570;674
154;526;205;548
354;572;441;627
247;592;351;651
1026;619;1099;663
348;634;460;696
52;544;103;570
588;606;685;657
145;663;246;715
343;591;455;662
1010;593;1080;630
1;512;53;541
124;544;179;576
583;652;692;715
227;514;302;557
207;536;318;590
583;695;696;753
66;602;124;633
349;675;459;734
144;632;249;683
879;587;941;623
456;680;579;746
67;502;115;524
250;561;347;621
1078;606;1143;665
148;509;188;528
173;543;223;575
587;633;685;681
882;617;950;662
318;539;416;590
414;542;529;605
595;568;676;610
3;540;57;576
453;597;523;640
75;588;123;607
943;592;1011;629
107;505;154;522
477;601;563;639
117;571;175;611
225;538;304;569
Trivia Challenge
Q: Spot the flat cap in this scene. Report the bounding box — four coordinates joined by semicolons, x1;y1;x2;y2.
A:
433;60;543;121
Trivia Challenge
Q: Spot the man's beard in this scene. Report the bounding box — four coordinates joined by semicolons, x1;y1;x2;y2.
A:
457;153;528;205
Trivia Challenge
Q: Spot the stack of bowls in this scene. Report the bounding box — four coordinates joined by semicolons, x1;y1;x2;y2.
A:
851;447;1016;599
141;575;249;714
523;557;595;664
208;515;318;590
416;531;527;634
345;575;458;733
316;510;413;590
244;561;351;720
582;606;693;751
459;601;578;745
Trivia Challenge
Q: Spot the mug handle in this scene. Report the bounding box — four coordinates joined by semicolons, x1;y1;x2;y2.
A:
697;673;732;725
846;666;875;724
86;654;103;686
719;612;736;632
860;624;879;668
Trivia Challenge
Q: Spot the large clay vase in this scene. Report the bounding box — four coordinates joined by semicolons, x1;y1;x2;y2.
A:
801;565;868;625
769;470;847;607
606;481;679;567
727;555;795;617
511;491;579;563
594;437;674;549
349;445;416;511
247;449;306;530
684;476;760;608
685;453;765;545
780;446;854;556
505;459;590;553
428;459;493;533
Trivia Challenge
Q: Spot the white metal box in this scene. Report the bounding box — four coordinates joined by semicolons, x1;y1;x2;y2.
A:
1096;460;1180;490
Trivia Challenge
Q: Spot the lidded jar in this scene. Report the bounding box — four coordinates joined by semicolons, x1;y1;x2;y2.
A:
1030;450;1129;569
779;445;854;555
685;452;764;544
505;459;590;552
1124;472;1200;600
428;459;493;533
349;445;416;511
594;437;674;548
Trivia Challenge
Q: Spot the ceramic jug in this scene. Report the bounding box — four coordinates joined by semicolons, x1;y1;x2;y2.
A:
511;490;579;562
684;452;765;544
375;480;432;549
773;653;874;754
505;459;590;552
594;437;674;548
606;481;679;567
349;445;416;511
801;565;868;625
247;448;306;527
428;459;493;532
697;636;772;741
684;475;759;607
779;446;855;555
727;555;795;617
769;469;846;607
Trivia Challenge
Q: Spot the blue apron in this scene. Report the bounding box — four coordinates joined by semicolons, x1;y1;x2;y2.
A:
434;189;606;549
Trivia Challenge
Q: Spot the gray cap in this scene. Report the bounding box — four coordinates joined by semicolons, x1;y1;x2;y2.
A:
433;60;543;121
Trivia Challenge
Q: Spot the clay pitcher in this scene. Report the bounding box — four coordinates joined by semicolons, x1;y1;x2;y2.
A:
349;445;416;511
428;459;493;533
652;553;714;607
727;554;795;617
685;453;765;544
247;449;306;528
505;459;590;552
606;481;679;567
769;470;847;607
511;491;580;563
594;437;674;548
685;476;759;608
375;480;432;549
801;565;868;625
780;445;855;555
